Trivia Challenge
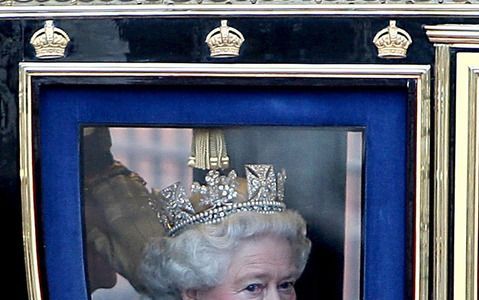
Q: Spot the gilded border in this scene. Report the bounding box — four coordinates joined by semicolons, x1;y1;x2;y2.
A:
433;44;449;300
19;62;41;300
19;62;431;300
426;26;479;300
466;64;479;300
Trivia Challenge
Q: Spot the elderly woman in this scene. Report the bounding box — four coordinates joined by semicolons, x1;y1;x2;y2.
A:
140;165;311;300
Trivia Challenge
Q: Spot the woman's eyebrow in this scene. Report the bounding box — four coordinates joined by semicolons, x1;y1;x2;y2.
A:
234;269;299;283
234;271;270;283
279;275;298;282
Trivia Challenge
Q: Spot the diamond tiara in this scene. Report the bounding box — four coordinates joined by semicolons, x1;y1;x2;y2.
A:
149;164;287;236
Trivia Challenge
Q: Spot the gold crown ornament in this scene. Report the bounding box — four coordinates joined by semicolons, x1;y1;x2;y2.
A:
149;165;287;236
30;20;70;59
205;20;245;58
373;21;412;59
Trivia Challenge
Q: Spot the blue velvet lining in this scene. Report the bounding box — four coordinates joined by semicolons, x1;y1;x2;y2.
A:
40;85;407;299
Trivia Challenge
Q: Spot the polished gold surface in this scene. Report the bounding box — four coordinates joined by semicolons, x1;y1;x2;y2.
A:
373;20;412;59
466;65;479;300
19;62;431;300
30;20;70;59
416;64;431;300
455;52;469;300
425;24;479;48
19;62;431;77
1;0;479;5
19;65;41;300
425;25;479;300
432;44;449;300
456;53;479;300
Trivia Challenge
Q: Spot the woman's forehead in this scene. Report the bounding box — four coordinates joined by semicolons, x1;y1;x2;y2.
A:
228;235;298;279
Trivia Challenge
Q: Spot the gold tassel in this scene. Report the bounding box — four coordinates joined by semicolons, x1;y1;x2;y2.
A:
188;129;229;170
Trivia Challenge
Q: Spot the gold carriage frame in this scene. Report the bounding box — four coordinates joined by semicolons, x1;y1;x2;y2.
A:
21;62;431;299
5;4;479;300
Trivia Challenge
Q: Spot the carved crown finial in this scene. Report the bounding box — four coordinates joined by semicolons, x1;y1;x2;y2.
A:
373;20;412;59
30;20;70;59
205;20;245;58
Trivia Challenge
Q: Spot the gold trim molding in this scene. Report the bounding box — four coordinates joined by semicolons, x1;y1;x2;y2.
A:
425;25;479;300
2;4;479;18
433;43;450;300
19;62;431;300
426;24;479;48
466;63;479;300
1;0;479;5
456;53;479;300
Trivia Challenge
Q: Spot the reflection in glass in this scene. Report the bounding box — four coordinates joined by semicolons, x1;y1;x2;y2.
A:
83;126;364;300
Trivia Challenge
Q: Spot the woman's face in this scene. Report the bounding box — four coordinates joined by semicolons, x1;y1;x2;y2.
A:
183;235;299;300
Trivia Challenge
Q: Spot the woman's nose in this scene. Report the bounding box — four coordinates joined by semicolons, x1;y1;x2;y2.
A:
264;289;281;300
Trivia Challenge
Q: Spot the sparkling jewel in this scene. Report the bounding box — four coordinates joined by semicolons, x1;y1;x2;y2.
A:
149;165;287;236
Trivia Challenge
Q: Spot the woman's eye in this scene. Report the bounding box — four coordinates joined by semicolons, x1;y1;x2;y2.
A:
244;283;263;293
278;281;295;291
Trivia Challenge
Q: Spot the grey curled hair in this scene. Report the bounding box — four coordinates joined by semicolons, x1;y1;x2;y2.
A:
138;210;311;300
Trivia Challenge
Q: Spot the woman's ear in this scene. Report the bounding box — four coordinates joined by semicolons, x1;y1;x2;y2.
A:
181;289;198;300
